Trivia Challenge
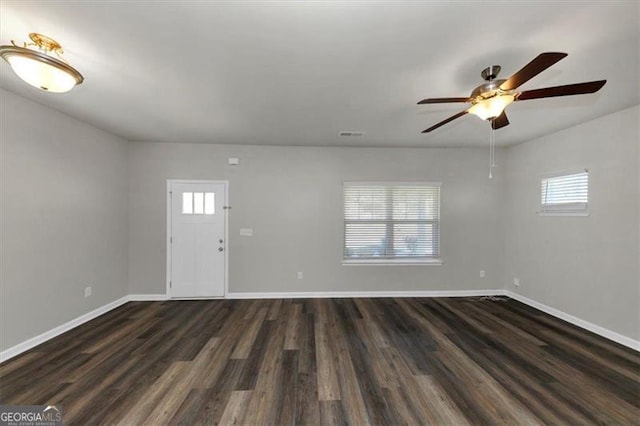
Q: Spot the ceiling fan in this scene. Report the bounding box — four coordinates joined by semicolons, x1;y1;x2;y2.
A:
418;52;606;133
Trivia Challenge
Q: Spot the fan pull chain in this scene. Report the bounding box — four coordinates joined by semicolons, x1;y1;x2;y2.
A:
491;128;496;168
488;127;496;179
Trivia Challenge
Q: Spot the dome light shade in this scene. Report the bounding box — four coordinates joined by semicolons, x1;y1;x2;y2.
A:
468;94;515;120
0;33;84;93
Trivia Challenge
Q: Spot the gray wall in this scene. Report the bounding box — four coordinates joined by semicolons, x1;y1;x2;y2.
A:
128;143;506;294
0;89;130;351
504;105;639;340
3;86;637;352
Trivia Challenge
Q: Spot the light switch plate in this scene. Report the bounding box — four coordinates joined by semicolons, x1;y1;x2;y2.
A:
239;228;254;236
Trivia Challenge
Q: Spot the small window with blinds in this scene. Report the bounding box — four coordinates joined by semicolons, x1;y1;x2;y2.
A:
343;182;441;264
540;171;588;216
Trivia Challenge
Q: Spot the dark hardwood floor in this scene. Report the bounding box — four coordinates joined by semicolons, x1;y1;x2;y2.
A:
1;297;638;425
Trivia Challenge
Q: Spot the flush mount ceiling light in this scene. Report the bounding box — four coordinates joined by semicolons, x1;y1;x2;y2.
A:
0;33;84;93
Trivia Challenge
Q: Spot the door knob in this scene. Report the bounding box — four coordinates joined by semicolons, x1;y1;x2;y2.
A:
219;239;224;243
218;247;224;252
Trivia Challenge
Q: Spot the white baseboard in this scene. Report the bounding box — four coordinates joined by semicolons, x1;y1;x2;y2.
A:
0;294;169;362
0;295;130;363
128;294;169;301
505;291;640;351
226;289;506;299
3;289;636;363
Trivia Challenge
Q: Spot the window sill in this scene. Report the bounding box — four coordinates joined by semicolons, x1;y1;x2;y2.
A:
537;211;589;217
342;258;443;266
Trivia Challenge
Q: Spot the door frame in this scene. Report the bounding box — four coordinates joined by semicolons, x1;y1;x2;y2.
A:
166;179;229;299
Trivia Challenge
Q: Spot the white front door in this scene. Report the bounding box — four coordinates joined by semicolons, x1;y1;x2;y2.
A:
169;181;226;298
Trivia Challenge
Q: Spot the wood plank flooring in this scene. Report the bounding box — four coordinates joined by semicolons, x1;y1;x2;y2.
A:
1;297;638;425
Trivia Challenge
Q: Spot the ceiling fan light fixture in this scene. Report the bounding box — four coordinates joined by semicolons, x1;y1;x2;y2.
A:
468;94;515;121
0;33;84;93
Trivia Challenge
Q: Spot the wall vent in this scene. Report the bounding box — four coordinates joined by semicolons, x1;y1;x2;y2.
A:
339;131;366;137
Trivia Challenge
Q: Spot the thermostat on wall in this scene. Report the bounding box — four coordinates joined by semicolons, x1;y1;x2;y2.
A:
228;157;240;165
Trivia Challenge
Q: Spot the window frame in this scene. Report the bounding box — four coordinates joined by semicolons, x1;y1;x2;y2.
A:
342;181;442;266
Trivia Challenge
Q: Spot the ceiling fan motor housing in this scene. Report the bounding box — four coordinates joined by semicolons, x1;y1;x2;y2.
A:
481;65;501;81
470;79;508;101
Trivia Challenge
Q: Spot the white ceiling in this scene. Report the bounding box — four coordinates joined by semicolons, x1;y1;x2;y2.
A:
1;1;638;148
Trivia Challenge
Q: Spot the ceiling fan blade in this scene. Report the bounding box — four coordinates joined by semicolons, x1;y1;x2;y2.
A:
417;97;470;105
491;111;510;130
516;80;606;101
500;52;568;91
422;110;468;133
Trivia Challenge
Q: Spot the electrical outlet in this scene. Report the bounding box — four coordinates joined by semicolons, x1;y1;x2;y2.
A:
84;286;92;297
297;272;303;280
479;270;486;278
513;278;520;287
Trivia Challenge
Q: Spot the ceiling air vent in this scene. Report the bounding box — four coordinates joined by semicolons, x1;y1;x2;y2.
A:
339;131;366;137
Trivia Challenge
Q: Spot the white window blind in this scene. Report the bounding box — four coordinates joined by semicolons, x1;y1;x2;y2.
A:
540;171;588;214
344;183;440;261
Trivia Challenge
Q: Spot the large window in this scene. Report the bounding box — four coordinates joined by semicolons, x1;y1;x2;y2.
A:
343;182;441;264
540;171;588;215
